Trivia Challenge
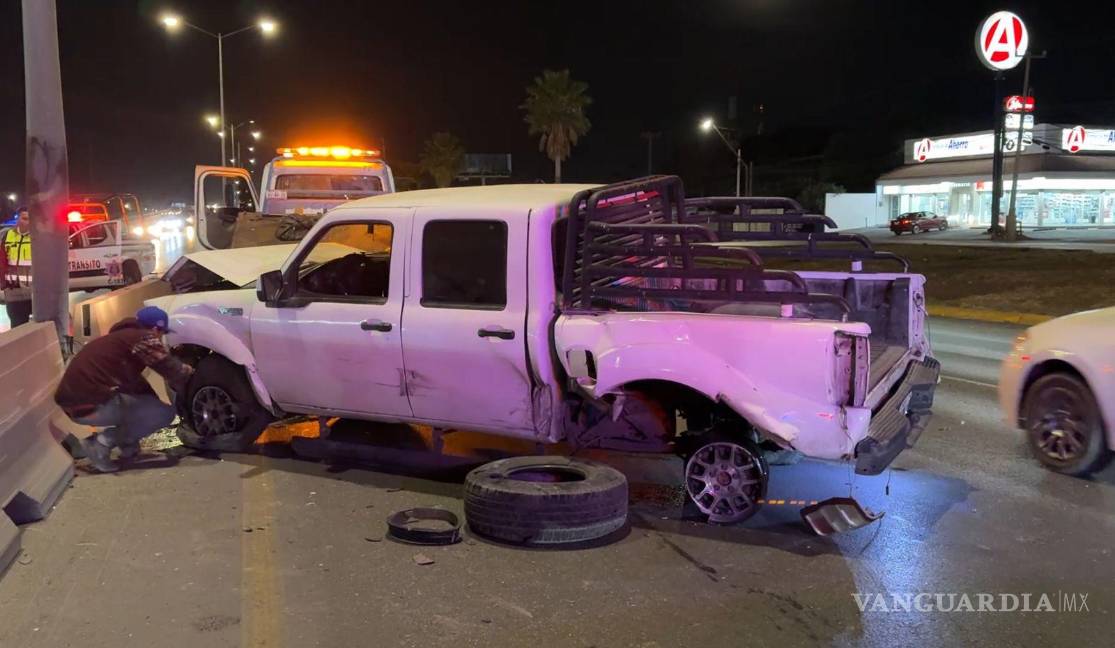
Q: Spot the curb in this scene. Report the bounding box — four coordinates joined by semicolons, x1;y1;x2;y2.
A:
928;304;1052;326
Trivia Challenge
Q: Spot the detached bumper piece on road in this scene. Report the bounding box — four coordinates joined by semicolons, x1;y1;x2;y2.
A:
463;456;628;547
854;357;941;475
801;497;885;536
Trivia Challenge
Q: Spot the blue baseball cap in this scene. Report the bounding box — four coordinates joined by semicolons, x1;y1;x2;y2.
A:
136;305;173;332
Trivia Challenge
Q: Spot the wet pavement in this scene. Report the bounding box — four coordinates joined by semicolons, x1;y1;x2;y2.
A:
0;319;1112;647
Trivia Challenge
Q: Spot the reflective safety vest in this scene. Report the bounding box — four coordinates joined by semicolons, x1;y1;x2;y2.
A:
3;228;31;264
2;227;32;290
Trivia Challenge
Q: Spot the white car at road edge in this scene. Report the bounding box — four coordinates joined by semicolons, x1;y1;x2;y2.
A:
1000;306;1115;475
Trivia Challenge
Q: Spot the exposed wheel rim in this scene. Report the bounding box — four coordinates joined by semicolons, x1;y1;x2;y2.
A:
1030;385;1093;463
685;441;765;523
191;386;239;438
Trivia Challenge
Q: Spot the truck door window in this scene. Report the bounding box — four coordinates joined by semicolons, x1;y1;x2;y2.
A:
69;222;114;248
421;220;507;309
295;222;393;302
201;174;257;217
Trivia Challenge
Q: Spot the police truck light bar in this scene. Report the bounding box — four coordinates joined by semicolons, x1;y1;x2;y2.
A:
277;146;381;160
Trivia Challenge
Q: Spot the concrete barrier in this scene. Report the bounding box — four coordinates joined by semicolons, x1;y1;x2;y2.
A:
0;323;75;575
69;277;172;351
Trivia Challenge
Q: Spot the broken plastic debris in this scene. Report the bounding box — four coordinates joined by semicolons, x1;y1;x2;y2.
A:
413;553;435;565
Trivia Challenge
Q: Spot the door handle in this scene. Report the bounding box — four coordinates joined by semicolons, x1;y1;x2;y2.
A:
478;326;515;340
360;319;393;332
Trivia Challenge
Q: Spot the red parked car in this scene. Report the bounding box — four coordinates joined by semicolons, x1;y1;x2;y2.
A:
890;211;948;235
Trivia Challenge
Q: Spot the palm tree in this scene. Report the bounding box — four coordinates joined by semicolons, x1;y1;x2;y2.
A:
420;132;465;188
521;69;592;183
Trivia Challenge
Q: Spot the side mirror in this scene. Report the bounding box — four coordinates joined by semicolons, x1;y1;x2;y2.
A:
257;270;286;304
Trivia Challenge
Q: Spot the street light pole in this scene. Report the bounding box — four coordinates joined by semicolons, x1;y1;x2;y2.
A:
160;15;276;167
702;119;742;197
735;147;741;198
218;35;225;168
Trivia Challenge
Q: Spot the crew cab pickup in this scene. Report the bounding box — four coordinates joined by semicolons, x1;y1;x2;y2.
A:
157;176;939;523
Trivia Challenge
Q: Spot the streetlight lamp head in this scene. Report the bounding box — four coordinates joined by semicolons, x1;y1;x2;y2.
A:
161;14;181;29
259;18;277;34
6;193;15;202
217;131;225;138
699;118;715;132
251;131;262;140
205;114;219;128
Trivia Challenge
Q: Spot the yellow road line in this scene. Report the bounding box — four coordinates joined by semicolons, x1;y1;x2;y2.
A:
241;457;283;647
928;305;1052;326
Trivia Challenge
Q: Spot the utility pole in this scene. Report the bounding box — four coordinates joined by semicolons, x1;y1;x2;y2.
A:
640;131;660;176
22;0;70;341
989;72;1005;237
1005;51;1046;242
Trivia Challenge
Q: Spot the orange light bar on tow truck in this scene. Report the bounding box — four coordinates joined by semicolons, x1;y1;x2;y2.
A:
277;146;381;160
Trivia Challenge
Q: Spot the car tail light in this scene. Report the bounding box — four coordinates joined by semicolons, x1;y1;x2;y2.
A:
67;211;83;222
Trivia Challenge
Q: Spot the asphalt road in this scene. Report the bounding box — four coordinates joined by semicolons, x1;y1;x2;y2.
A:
1;318;1113;647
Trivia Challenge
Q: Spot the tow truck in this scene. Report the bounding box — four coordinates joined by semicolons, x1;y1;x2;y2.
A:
194;145;395;250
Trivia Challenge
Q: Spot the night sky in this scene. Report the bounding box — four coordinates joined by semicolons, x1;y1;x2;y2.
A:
2;0;1115;205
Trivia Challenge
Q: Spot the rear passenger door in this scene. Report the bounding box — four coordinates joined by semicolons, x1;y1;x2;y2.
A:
402;208;535;435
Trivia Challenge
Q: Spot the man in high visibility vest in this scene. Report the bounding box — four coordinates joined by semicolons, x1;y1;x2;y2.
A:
0;207;32;328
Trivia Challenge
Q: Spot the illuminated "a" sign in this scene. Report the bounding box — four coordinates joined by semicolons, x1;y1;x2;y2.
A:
976;11;1029;71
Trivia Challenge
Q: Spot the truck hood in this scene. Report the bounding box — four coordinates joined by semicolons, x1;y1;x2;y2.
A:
170;244;295;287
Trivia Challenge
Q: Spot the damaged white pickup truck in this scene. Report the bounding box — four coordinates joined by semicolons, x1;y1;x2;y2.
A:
156;176;939;523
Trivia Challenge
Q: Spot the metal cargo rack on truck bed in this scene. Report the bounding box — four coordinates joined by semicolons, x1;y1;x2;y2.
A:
558;175;909;319
684;196;909;270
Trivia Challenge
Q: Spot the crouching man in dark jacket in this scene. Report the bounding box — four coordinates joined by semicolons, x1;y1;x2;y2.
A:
55;306;194;472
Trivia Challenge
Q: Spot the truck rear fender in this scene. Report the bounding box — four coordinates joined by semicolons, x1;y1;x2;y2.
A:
555;315;874;458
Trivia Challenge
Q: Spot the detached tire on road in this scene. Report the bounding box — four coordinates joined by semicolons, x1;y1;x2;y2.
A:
176;354;272;452
464;456;628;546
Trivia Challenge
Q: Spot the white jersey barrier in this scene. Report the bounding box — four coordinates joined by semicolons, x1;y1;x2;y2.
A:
0;323;75;575
69;278;172;351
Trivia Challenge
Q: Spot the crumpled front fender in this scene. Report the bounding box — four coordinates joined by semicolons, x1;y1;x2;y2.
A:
161;302;277;415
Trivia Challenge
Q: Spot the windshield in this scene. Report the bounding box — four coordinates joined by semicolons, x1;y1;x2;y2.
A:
274;173;384;198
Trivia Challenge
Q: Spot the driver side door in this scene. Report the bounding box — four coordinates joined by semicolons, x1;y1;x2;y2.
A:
251;208;413;419
194;165;258;250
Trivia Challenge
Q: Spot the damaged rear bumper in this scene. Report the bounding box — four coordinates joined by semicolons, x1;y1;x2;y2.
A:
854;357;940;475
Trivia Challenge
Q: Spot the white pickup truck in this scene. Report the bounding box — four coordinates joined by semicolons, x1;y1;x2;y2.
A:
156;176;939;523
